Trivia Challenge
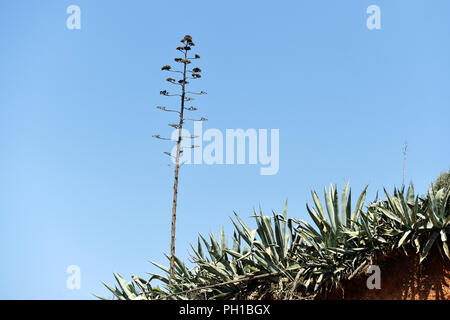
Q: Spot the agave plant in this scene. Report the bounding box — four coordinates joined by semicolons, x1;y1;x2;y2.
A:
288;183;383;295
188;202;303;299
229;202;300;273
98;272;163;300
423;186;450;260
375;184;450;261
100;182;450;300
297;183;369;249
102;201;303;300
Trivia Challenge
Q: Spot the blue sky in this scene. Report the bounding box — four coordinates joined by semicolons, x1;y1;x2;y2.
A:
0;0;449;299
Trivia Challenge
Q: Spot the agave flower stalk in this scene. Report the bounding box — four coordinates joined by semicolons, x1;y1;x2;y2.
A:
154;35;207;279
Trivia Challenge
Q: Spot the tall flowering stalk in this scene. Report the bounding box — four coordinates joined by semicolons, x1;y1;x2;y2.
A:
153;35;207;278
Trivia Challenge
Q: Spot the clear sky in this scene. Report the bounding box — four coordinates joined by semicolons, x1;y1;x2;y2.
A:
0;0;449;299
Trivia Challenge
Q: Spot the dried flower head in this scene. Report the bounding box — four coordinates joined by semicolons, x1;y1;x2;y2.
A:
192;68;202;73
192;73;201;79
161;65;171;71
174;58;183;63
166;78;176;82
160;90;168;95
194;54;200;59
